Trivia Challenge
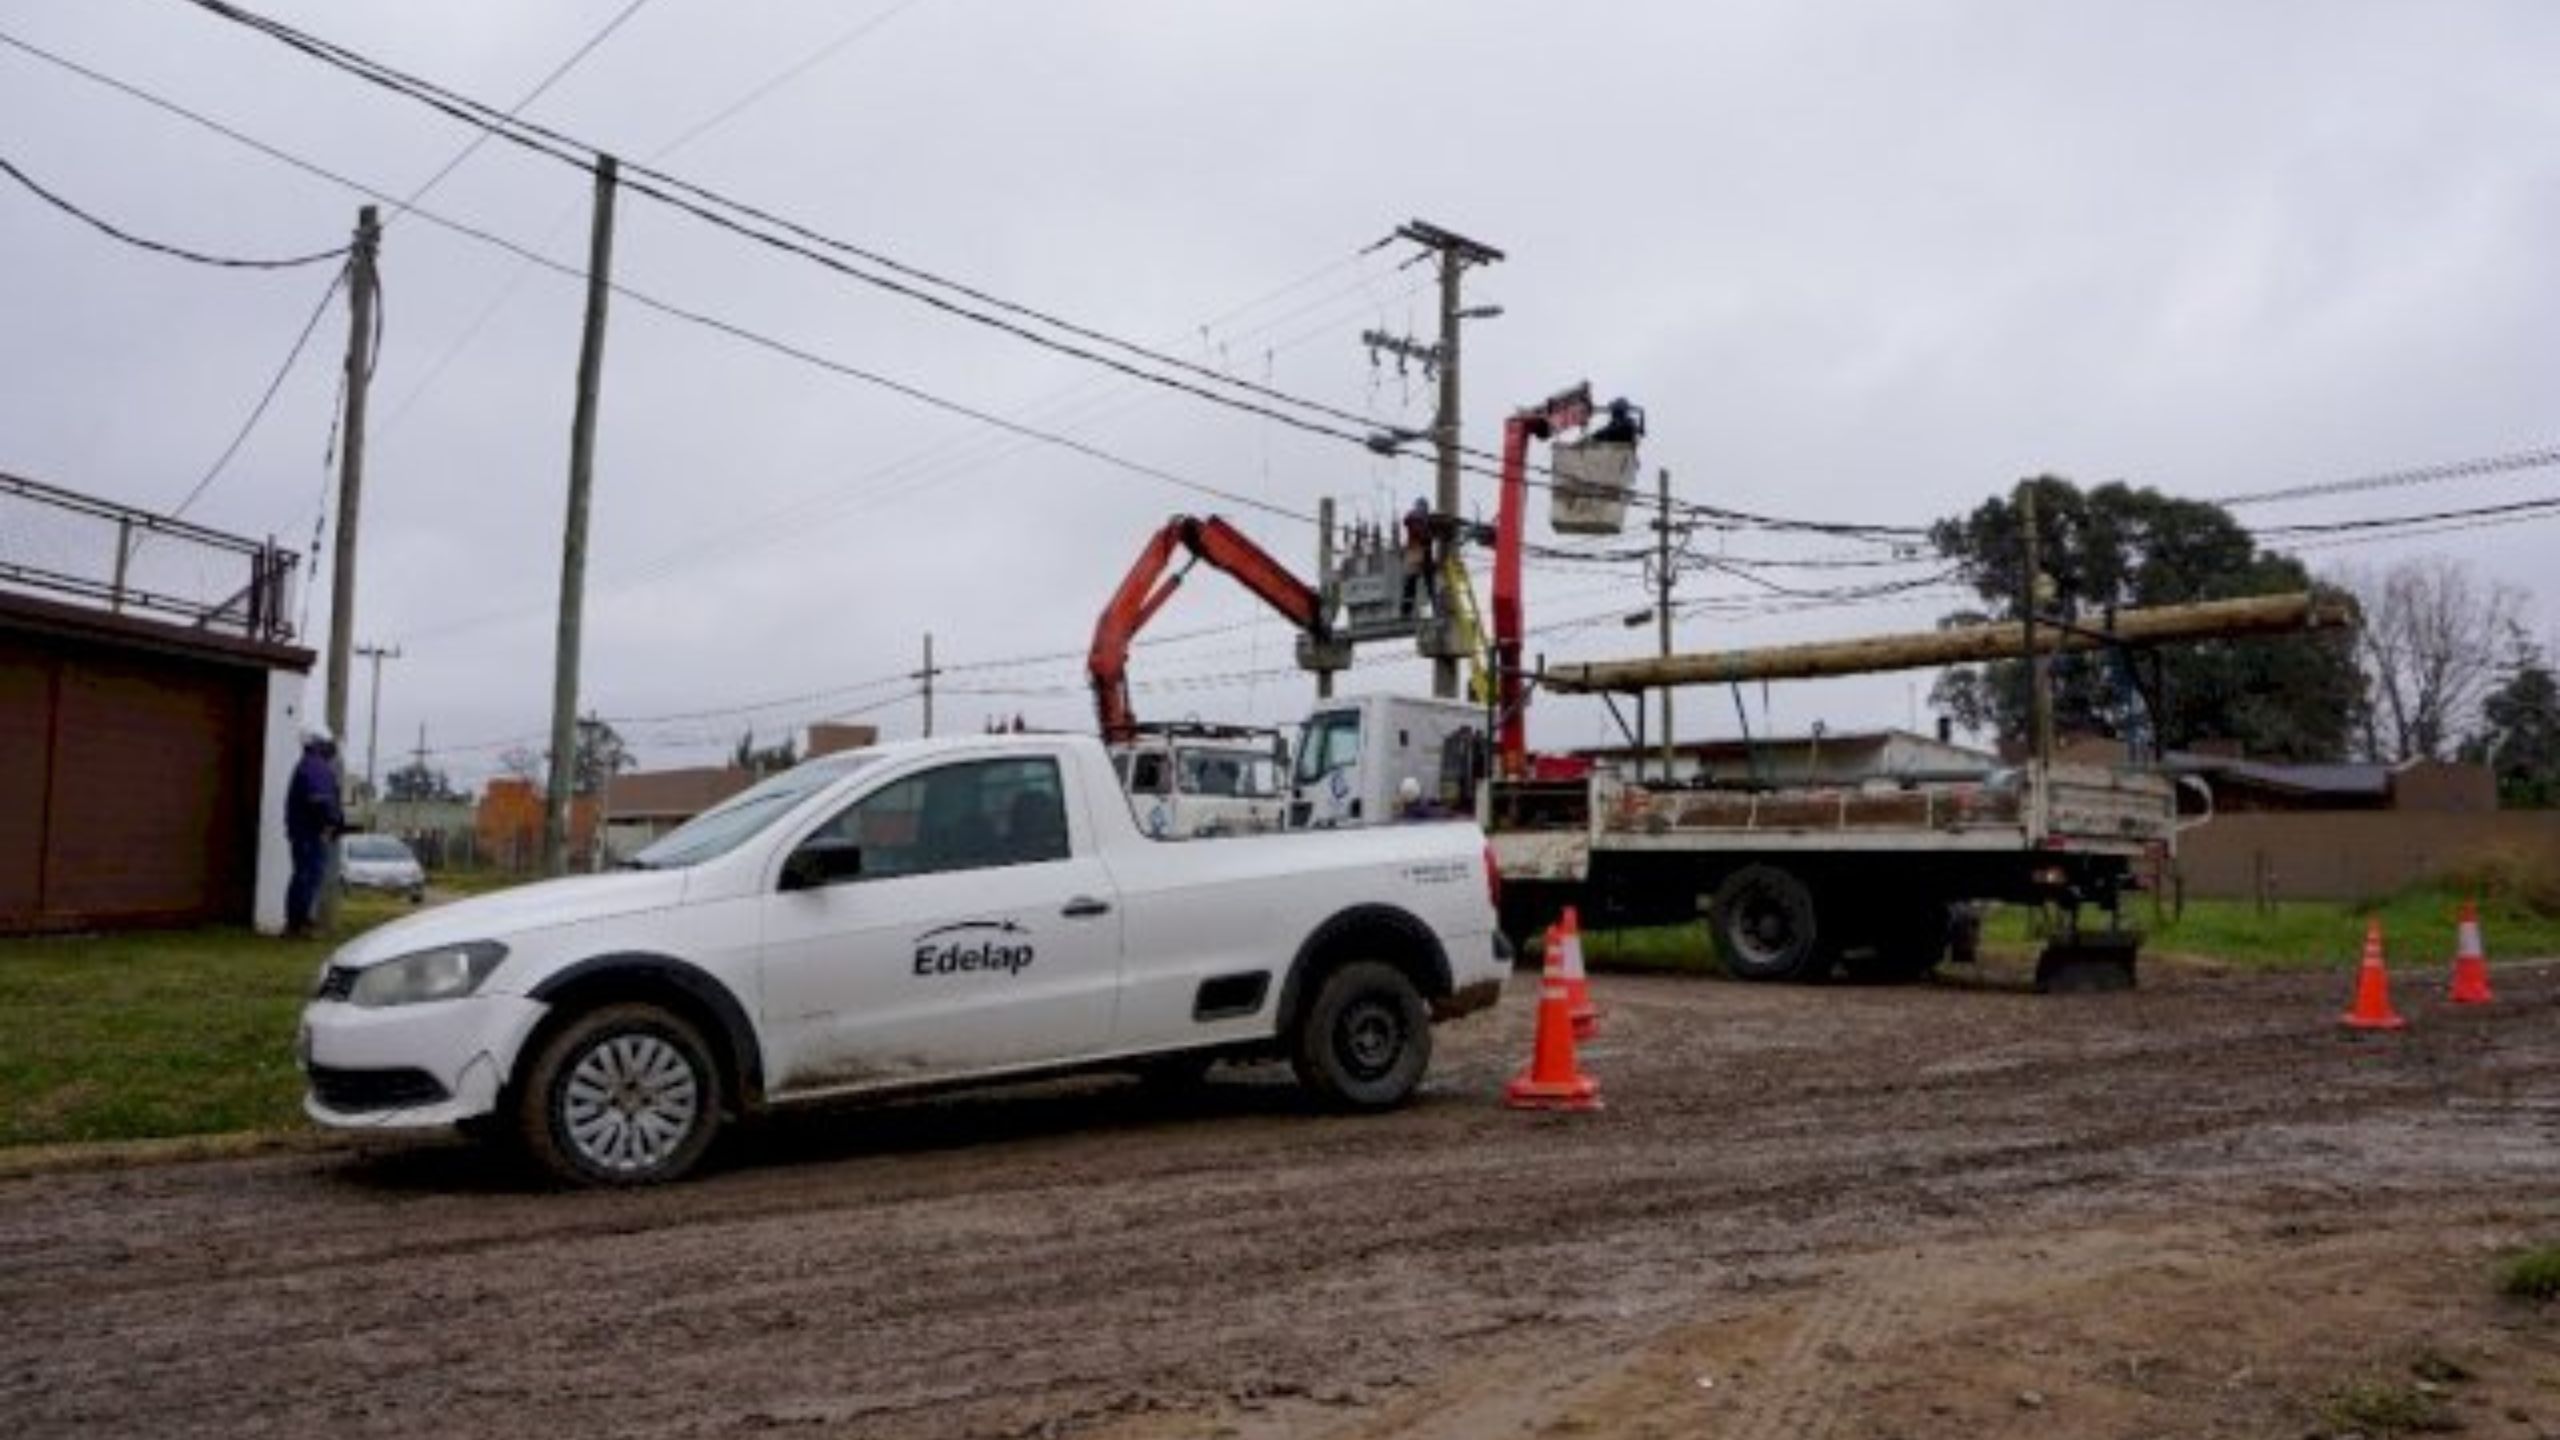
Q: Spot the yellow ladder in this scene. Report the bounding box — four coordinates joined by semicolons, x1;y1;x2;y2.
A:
1439;553;1494;704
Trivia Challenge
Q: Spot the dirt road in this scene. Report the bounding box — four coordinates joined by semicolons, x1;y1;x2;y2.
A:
4;961;2556;1438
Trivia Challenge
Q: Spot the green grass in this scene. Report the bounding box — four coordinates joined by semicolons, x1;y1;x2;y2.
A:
0;895;409;1148
2498;1244;2560;1302
1545;884;2560;978
1983;886;2560;972
2322;1378;2458;1435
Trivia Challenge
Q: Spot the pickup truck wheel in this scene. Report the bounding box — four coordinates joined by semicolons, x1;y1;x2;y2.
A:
514;1003;722;1187
1709;865;1827;982
1292;961;1431;1111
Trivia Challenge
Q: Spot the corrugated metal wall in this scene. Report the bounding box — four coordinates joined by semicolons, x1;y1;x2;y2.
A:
0;628;263;932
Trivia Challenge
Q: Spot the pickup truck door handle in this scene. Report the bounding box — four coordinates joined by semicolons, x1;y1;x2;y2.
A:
1061;896;1112;919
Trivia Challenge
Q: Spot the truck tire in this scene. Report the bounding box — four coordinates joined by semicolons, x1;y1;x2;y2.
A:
513;1002;723;1187
1291;960;1432;1111
1709;865;1827;982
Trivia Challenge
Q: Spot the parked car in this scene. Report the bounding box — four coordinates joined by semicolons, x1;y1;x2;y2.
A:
296;732;1503;1185
339;834;426;903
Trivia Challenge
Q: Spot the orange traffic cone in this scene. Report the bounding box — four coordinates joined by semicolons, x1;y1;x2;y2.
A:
1506;927;1602;1112
2448;899;2494;1006
2339;916;2406;1031
1558;906;1600;1039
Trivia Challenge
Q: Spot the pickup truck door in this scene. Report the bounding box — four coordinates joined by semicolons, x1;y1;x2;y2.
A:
758;755;1122;1093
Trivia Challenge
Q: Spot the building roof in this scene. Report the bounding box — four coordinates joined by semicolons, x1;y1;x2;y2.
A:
607;766;756;820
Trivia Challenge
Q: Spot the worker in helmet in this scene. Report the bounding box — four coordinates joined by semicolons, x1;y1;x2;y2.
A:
1400;497;1436;618
283;725;345;937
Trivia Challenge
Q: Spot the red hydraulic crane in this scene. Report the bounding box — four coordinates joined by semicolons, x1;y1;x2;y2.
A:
1088;515;1330;744
1491;382;1598;778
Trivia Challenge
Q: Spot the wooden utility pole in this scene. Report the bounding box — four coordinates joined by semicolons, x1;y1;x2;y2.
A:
2019;480;2055;766
914;632;940;737
324;205;381;748
1386;220;1502;699
1654;468;1676;779
543;156;618;877
355;642;401;801
1544;591;2356;693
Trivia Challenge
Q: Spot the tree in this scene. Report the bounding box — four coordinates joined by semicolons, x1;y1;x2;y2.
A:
2465;631;2560;806
1929;476;2364;760
2338;556;2527;763
573;716;633;795
383;758;461;803
731;728;798;776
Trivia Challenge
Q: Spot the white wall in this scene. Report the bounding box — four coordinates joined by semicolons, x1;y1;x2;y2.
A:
252;669;308;935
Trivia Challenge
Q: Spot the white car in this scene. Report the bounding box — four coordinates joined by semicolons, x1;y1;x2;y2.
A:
298;732;1503;1185
338;833;426;903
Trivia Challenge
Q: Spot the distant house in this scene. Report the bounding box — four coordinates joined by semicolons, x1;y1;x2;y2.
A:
597;722;882;859
2049;736;2497;814
1576;728;1998;788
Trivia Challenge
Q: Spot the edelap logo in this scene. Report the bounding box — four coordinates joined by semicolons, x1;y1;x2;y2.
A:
912;920;1035;977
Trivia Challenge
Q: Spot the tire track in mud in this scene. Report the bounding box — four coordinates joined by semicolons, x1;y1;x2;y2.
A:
2;967;2554;1439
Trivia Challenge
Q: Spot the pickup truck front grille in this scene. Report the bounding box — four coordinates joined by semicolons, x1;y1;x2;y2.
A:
307;1065;449;1113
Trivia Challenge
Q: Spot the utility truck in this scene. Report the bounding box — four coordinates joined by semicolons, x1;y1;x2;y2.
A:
298;732;1503;1186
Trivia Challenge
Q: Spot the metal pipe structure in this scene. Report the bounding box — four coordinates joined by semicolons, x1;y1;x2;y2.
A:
1542;590;2357;694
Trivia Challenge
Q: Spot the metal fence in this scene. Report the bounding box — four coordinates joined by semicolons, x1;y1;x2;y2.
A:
0;470;299;643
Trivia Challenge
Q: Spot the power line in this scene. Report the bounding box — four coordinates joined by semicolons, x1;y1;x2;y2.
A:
170;261;348;519
2214;445;2560;507
4;25;1317;532
384;0;658;224
2254;493;2560;538
0;151;345;268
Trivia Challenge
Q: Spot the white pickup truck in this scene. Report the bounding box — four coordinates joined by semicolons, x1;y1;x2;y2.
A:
298;733;1503;1185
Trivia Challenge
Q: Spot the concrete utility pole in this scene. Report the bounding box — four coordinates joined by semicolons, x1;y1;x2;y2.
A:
1314;498;1337;701
324;205;381;748
544;156;618;877
355;642;401;801
913;633;941;737
1544;592;2357;692
1384;220;1503;699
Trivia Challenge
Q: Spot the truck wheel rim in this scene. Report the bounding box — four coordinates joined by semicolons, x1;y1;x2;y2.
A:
562;1033;699;1173
1734;892;1796;967
1338;1000;1402;1079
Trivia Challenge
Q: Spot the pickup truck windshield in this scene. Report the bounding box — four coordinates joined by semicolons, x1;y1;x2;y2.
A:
630;752;878;869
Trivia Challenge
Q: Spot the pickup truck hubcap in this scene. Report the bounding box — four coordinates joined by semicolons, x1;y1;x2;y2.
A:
1338;1001;1403;1079
562;1033;699;1173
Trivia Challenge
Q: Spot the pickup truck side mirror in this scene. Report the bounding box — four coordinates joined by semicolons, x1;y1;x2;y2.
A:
780;836;864;891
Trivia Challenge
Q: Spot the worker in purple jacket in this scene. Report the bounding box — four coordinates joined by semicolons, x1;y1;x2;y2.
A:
283;727;345;938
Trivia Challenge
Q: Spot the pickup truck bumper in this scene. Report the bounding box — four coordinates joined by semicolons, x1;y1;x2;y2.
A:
1433;978;1503;1020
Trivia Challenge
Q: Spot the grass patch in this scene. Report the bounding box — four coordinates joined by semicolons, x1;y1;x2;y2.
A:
1527;924;1723;976
2321;1377;2459;1435
1984;885;2560;972
0;895;409;1148
2498;1243;2560;1302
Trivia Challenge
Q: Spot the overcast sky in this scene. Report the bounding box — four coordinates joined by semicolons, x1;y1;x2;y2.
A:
6;0;2557;787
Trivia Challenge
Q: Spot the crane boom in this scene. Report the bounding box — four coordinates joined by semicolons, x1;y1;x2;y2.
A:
1089;515;1328;743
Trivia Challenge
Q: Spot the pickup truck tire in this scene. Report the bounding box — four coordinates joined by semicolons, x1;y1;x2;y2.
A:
1291;961;1432;1111
514;1002;724;1187
1709;865;1827;982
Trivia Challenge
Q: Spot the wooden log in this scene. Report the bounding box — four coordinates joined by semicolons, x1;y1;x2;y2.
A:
1544;590;2356;693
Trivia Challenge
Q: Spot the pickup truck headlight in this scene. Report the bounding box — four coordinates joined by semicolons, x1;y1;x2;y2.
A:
348;941;509;1008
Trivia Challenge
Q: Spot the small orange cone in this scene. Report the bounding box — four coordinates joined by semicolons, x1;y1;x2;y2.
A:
2339;915;2406;1031
1558;906;1600;1039
1506;926;1602;1112
2448;899;2494;1006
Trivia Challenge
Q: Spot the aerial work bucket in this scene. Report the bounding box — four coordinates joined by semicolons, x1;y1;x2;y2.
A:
1548;436;1638;535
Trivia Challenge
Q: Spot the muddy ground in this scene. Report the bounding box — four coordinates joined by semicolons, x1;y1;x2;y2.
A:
3;958;2556;1439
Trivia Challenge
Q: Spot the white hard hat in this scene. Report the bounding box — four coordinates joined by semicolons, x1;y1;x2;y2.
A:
1398;776;1423;803
303;724;335;747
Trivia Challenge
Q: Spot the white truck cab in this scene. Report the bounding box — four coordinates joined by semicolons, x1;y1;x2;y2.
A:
299;732;1501;1186
1110;724;1289;838
1290;694;1488;829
